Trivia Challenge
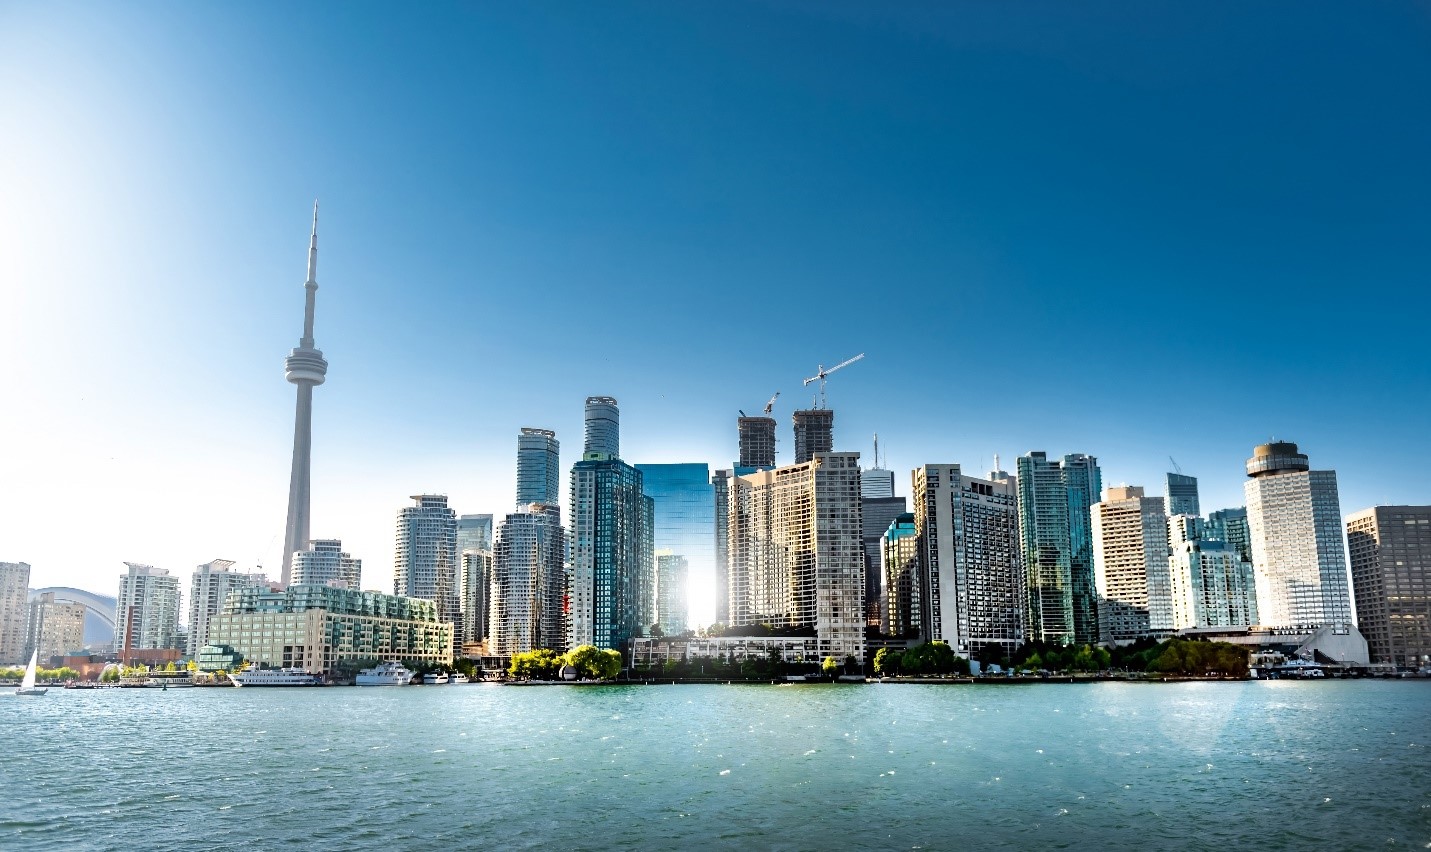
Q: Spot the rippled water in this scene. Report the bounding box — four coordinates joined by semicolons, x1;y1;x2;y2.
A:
2;681;1428;850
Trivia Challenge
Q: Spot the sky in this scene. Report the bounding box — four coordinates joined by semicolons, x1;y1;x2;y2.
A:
2;2;1429;627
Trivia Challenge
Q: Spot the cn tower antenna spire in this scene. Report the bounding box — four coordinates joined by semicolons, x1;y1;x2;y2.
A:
301;200;319;347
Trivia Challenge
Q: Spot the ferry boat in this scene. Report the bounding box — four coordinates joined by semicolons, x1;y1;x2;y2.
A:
230;667;322;687
422;672;450;685
355;661;414;686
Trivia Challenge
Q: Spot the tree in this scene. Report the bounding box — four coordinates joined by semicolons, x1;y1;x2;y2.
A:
821;656;838;676
100;667;120;683
563;645;622;680
649;623;664;638
873;648;903;676
508;648;562;680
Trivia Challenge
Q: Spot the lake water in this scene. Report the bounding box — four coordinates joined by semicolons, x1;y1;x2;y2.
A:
3;681;1428;850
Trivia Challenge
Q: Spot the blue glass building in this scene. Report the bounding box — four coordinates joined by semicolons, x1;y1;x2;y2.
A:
637;462;714;630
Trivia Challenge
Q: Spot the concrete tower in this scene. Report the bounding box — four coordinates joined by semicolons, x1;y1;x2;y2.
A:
280;203;329;587
583;396;620;460
737;416;777;469
792;409;834;464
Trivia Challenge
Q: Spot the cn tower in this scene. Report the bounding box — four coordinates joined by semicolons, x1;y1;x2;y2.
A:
280;203;329;587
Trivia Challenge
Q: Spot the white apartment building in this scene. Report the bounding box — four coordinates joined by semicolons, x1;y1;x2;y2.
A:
292;539;362;589
728;452;864;663
187;560;266;659
912;465;1022;658
1244;442;1351;628
115;563;182;657
1091;486;1170;643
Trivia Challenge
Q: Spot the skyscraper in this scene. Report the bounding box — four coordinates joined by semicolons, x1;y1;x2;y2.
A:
25;593;86;661
1090;486;1170;643
516;428;561;506
913;464;1023;659
570;398;656;650
457;515;493;558
281;204;329;587
882;513;919;637
461;550;493;649
712;469;732;626
1168;539;1257;630
1346;506;1431;668
861;495;907;627
792;409;834;465
187;559;265;659
1205;508;1252;564
570;460;655;650
656;553;690;635
583;396;620;460
0;561;30;664
1017;452;1102;645
291;540;362;589
115;563;181;660
394;495;460;632
1243;442;1351;628
728;452;865;662
636;463;714;629
1165;472;1200;518
489;504;566;655
457;514;494;648
737;416;777;470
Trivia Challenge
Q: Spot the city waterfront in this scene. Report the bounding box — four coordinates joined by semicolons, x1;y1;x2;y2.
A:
4;681;1427;850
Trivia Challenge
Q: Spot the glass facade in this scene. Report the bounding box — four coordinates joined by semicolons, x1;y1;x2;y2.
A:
570;459;654;650
1017;452;1102;646
656;553;689;635
516;429;560;506
637;463;714;630
1165;472;1200;517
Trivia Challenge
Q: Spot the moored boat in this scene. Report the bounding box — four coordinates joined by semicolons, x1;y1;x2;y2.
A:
356;661;414;686
422;672;450;685
231;667;323;687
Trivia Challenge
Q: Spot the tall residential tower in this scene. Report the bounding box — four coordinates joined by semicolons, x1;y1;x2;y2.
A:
1243;442;1351;628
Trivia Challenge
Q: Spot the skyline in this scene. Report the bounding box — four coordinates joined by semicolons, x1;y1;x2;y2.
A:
3;4;1430;615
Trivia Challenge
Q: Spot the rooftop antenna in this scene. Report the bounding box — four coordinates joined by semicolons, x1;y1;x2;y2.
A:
872;433;880;468
994;453;1001;473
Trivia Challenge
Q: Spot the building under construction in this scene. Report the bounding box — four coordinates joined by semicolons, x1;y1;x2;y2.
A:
737;416;777;469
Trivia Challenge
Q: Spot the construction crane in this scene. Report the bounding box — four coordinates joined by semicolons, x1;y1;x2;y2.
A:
1169;456;1183;475
803;353;865;409
762;392;780;416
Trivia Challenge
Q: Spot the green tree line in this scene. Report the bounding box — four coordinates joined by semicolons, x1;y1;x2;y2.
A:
508;645;622;681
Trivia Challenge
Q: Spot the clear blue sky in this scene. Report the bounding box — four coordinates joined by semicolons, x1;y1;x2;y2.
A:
2;2;1428;622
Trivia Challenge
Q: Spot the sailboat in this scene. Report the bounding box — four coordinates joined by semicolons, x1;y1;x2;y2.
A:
15;649;48;696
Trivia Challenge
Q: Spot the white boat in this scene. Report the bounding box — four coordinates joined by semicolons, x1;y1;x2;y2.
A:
449;672;469;684
231;667;322;687
356;661;414;686
422;672;449;685
15;649;47;696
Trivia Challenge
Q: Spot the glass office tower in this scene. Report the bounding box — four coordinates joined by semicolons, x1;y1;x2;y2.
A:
636;463;714;630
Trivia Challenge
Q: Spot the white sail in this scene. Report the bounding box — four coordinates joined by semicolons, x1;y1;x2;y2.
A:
20;649;38;691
